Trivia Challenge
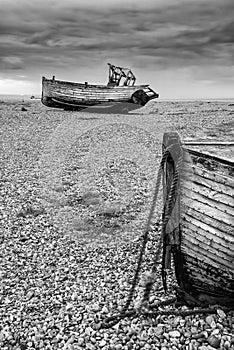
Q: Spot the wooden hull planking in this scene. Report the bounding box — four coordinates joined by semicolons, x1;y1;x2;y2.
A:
41;77;159;110
162;132;234;306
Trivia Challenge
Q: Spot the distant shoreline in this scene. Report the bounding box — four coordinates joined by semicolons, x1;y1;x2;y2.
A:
0;94;234;103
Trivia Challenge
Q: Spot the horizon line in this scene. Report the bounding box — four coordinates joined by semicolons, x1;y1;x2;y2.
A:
0;94;234;101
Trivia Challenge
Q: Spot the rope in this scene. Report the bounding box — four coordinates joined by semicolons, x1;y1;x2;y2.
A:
161;150;183;291
138;147;183;310
101;298;233;326
142;306;233;318
101;144;177;328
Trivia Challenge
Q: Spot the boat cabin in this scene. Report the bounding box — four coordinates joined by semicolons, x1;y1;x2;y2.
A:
107;63;136;87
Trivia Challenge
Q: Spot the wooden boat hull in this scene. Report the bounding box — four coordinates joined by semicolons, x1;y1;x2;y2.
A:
41;77;159;110
162;132;234;306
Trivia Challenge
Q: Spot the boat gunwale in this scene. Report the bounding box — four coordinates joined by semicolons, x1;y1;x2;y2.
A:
42;76;149;89
183;147;234;167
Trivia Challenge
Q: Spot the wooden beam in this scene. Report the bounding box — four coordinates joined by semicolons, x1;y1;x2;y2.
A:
184;141;234;146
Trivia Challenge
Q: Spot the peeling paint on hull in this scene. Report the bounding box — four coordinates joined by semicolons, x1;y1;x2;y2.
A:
162;132;234;307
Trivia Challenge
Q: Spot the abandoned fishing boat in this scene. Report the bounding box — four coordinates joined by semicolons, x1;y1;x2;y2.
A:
41;63;159;110
162;132;234;307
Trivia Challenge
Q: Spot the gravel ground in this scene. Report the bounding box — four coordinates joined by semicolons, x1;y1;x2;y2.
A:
0;98;233;350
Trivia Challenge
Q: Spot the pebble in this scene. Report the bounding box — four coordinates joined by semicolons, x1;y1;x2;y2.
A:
168;330;181;338
192;332;205;339
113;323;120;331
154;326;164;337
90;337;96;343
211;328;219;335
205;315;215;325
91;303;101;312
191;326;198;334
207;334;221;348
217;309;226;319
99;339;107;347
101;306;109;314
223;340;231;349
39;340;44;348
77;337;85;346
180;319;186;327
205;315;216;329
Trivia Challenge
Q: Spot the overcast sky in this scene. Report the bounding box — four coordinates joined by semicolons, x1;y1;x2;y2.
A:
0;0;234;98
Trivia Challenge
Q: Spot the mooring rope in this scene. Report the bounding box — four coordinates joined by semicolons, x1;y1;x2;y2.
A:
161;149;184;292
101;144;181;328
140;149;184;311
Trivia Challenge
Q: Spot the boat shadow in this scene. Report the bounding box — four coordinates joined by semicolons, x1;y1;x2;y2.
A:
66;102;141;115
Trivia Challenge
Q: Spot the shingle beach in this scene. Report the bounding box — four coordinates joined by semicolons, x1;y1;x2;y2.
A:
0;97;233;350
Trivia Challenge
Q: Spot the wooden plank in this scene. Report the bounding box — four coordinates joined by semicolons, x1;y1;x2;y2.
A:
181;195;234;227
184;271;231;295
184;259;234;287
184;252;233;279
184;141;234;146
56;91;132;98
181;204;233;236
181;167;233;197
182;220;234;257
54;95;130;103
184;257;234;294
50;88;137;97
185;264;230;286
67;90;132;95
182;216;234;249
182;228;234;266
58;86;138;94
182;161;234;188
183;206;234;236
185;254;234;276
180;187;234;217
184;148;234;166
56;92;132;100
188;279;234;297
181;178;234;207
181;239;232;270
191;282;234;298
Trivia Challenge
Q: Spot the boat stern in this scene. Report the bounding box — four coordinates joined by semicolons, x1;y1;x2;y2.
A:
41;76;59;108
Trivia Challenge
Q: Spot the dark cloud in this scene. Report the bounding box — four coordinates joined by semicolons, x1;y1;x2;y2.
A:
1;56;24;70
209;21;234;44
0;0;233;97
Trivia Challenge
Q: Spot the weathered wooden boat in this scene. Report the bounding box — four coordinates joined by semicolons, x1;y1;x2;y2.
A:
41;63;159;110
162;132;234;307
